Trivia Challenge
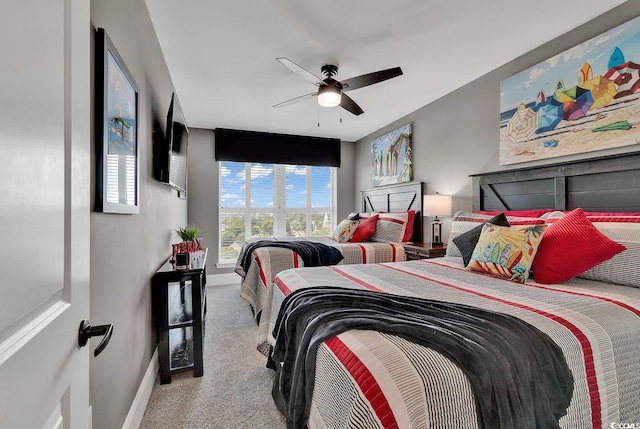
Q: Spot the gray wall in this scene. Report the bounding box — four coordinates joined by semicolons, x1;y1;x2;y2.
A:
354;1;640;244
187;128;219;266
337;140;357;220
187;128;356;274
90;1;186;428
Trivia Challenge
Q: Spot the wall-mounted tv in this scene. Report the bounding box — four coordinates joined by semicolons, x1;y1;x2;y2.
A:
153;92;189;196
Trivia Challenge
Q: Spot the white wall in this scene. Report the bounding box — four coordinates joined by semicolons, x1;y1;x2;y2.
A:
354;1;640;244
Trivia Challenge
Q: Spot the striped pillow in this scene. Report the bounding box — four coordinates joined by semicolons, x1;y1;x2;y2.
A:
370;212;409;243
579;214;640;287
447;211;545;257
476;209;556;218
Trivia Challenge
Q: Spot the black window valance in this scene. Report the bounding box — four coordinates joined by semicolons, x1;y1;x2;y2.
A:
214;128;341;167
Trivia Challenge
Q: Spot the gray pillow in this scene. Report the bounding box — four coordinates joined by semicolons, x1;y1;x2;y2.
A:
453;213;510;267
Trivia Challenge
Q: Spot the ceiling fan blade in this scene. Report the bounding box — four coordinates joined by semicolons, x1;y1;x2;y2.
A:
340;93;364;116
276;57;324;86
341;67;403;91
272;92;317;108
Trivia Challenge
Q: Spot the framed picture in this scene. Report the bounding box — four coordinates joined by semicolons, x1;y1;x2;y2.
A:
500;15;640;166
95;27;140;214
370;123;412;187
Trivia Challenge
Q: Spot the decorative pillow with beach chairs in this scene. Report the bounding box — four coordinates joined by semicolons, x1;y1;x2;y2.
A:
467;222;547;284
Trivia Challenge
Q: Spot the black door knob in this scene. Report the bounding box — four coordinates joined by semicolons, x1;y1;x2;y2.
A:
78;320;113;357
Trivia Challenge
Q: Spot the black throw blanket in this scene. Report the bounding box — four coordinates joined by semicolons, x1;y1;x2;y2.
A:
270;287;573;429
239;240;344;275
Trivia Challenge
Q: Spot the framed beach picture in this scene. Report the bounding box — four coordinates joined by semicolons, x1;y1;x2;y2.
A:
500;15;640;165
370;123;412;187
95;27;140;214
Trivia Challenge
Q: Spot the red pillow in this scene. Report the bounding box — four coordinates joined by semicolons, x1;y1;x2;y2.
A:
402;210;415;242
531;208;626;284
350;215;378;242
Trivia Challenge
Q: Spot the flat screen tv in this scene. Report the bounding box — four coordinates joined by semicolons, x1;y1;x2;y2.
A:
153;92;189;195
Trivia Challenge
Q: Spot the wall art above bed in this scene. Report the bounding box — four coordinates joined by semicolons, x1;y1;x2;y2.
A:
370;123;412;186
500;15;640;165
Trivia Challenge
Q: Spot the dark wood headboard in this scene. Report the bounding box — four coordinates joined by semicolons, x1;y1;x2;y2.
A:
471;152;640;212
361;181;423;242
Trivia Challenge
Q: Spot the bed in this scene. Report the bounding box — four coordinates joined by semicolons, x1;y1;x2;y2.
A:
259;152;640;429
236;181;423;318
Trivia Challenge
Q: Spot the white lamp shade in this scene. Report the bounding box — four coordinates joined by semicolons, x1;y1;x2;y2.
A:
424;194;452;217
317;86;341;107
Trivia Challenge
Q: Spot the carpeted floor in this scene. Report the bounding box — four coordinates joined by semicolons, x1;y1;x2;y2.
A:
140;283;287;429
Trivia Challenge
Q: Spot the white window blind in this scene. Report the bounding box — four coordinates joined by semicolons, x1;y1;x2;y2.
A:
219;161;336;264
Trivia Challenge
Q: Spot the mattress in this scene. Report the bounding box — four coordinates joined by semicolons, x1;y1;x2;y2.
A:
260;257;640;428
235;236;406;318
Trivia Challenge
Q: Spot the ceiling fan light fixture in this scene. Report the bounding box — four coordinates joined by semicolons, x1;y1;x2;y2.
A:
317;85;341;107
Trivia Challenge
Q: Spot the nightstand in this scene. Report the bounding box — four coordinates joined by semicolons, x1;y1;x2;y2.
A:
403;243;447;260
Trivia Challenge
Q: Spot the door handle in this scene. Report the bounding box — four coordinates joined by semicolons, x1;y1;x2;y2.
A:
78;320;113;357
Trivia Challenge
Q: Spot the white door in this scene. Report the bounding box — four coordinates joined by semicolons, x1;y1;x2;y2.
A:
0;0;92;427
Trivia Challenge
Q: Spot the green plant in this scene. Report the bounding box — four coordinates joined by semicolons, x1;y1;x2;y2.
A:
176;225;202;241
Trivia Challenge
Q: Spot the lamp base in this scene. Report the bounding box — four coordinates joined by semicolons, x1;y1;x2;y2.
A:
431;218;443;246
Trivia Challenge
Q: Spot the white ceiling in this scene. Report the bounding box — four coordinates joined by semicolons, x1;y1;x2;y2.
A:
145;0;626;142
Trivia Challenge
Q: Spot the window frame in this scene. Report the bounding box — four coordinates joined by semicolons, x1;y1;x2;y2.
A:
218;161;337;265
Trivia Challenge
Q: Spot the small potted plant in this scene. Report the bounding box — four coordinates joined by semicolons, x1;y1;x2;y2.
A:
173;225;204;256
176;225;202;242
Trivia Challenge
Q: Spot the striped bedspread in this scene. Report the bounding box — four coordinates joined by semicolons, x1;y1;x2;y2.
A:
260;257;640;429
236;236;405;318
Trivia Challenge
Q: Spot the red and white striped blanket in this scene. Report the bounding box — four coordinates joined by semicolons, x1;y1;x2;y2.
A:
236;236;405;318
259;257;640;429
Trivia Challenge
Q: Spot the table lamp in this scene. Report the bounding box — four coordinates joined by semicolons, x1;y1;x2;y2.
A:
424;193;452;245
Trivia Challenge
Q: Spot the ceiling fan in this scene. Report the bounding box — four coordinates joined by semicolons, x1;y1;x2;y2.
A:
273;57;403;116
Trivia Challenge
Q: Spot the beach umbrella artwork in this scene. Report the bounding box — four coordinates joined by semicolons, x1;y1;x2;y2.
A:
582;75;617;110
604;61;640;99
535;98;563;134
558;86;594;121
507;102;538;142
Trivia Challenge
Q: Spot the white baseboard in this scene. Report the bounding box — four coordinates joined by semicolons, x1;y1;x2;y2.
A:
207;272;240;286
122;348;158;429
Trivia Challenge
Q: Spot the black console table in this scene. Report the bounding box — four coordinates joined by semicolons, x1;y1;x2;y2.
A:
152;249;207;384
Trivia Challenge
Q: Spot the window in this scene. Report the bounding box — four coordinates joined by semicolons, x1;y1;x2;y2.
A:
219;161;336;264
